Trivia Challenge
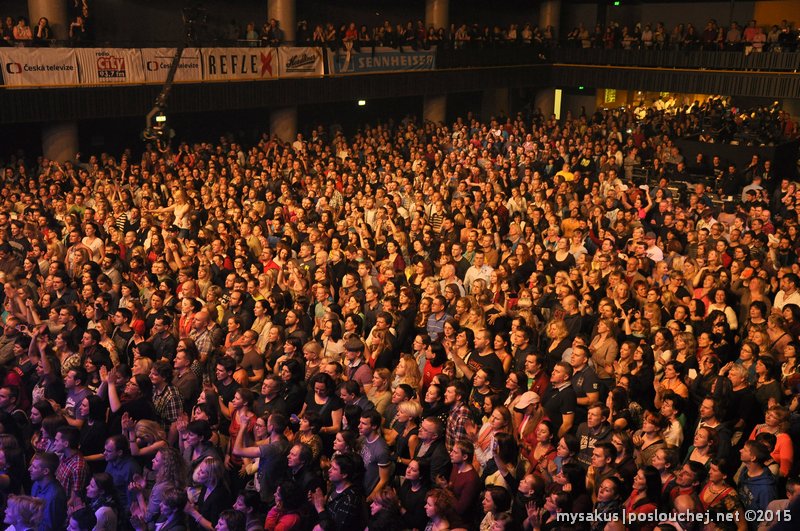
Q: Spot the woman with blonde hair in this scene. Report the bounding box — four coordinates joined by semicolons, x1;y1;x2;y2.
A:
673;332;697;365
122;416;168;458
749;405;794;477
421;276;441;299
462;300;486;332
250;299;272;352
454;297;472;328
145;189;192;240
3;495;44;531
589;318;619;386
68;247;90;281
470;278;488;301
386;400;422;477
553;270;577;292
196;264;213;299
545;319;571;370
643;302;663;331
131;356;153;377
391;355;422;391
185;455;230;531
366;330;393;370
130;447;186;524
367;369;392;415
261;268;279;295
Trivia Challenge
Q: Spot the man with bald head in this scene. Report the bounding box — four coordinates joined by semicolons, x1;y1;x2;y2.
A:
438;263;465;296
180;279;198;301
562;295;584;340
189;309;223;366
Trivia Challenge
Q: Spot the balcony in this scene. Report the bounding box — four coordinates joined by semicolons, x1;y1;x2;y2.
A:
550;47;800;72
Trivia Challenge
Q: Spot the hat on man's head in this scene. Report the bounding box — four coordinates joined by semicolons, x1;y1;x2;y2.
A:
344;337;365;352
513;391;540;411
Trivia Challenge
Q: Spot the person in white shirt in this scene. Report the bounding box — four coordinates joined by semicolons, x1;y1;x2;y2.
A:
774;273;800;312
463;251;493;294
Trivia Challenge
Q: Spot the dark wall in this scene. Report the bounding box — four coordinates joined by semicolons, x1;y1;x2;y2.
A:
91;0;262;45
567;1;756;33
4;0;28;20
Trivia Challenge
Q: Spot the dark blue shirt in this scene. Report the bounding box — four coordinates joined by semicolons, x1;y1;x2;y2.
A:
105;456;141;510
31;477;66;531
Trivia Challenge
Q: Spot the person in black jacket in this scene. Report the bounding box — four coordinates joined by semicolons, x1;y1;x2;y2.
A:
413;416;451;484
365;487;402;531
311;453;366;531
132;486;189;531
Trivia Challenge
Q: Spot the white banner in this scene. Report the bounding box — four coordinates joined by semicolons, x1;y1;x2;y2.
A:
201;47;278;81
142;48;203;84
278;47;324;77
0;48;79;87
76;48;146;85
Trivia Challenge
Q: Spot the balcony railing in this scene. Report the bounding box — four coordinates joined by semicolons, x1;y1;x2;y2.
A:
550;48;800;72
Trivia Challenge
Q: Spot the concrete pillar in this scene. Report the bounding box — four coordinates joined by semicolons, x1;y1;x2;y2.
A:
539;0;561;40
481;88;509;121
42;122;79;163
28;0;69;40
270;107;297;142
534;89;556;119
423;95;447;124
268;0;295;44
425;0;449;30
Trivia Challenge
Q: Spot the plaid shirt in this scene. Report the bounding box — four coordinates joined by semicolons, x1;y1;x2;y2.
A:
445;401;472;452
56;451;89;499
152;385;183;430
190;327;214;361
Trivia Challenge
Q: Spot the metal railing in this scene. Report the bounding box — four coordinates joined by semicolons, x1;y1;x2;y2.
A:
550;47;800;72
6;38;799;72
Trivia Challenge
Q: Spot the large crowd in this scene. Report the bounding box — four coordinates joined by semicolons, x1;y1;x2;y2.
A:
3;2;800;55
0;98;799;531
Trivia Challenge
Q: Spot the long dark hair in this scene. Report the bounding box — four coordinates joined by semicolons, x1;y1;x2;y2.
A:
89;472;120;513
428;343;447;368
639;465;663;503
561;462;588;495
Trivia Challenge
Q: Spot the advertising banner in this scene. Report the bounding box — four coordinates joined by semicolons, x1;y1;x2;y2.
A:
326;46;436;75
201;47;278;81
142;48;203;84
0;48;79;87
277;47;324;77
76;48;146;85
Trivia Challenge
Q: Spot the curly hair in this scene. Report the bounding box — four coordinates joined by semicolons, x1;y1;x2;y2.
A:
425;488;457;521
155;447;186;488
